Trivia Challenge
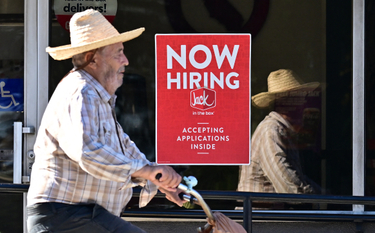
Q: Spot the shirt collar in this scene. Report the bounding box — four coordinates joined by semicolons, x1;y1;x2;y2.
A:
78;70;117;106
269;111;295;131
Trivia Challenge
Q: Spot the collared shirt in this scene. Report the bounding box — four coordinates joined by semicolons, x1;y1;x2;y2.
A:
27;70;157;216
237;111;315;194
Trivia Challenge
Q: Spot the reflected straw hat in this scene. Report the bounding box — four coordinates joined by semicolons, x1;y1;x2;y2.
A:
46;9;145;60
252;69;320;108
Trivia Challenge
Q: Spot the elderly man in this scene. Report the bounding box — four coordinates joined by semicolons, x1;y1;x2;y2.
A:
27;9;183;233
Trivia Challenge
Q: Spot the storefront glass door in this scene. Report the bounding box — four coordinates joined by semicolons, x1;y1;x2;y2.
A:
0;1;24;184
0;1;25;232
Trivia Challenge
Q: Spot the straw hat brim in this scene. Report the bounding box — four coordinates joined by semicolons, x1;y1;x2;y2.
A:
46;27;145;61
251;82;320;108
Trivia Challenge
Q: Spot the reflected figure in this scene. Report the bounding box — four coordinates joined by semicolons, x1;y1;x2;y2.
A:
237;69;321;195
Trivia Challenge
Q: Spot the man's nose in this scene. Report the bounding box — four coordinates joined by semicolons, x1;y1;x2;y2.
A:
123;53;129;66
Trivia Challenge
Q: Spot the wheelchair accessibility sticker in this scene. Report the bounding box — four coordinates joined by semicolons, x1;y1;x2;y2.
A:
0;79;23;111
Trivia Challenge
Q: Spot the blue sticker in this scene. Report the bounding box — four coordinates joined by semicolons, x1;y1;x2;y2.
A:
0;79;23;111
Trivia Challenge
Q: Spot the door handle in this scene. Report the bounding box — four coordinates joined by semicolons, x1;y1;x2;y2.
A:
13;122;35;184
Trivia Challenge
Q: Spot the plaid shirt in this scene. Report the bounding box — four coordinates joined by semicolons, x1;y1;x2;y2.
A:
27;70;157;216
237;111;315;194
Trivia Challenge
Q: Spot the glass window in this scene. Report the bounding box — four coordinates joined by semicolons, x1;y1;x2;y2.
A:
0;1;24;183
0;1;25;232
49;0;353;210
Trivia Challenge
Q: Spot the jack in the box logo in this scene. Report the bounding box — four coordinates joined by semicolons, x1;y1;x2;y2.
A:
190;87;216;110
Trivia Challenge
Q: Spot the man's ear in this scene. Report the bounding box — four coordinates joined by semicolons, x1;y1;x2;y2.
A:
85;51;97;69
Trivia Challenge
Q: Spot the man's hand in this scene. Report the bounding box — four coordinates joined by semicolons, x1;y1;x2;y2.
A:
159;187;186;207
131;165;182;192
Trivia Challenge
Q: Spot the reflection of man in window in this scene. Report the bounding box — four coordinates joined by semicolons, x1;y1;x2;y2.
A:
237;69;321;194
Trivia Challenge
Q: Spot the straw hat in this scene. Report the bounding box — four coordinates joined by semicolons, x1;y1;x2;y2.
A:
252;69;320;108
46;9;145;60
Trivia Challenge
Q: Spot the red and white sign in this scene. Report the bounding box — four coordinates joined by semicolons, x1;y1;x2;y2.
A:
53;0;118;32
156;34;251;165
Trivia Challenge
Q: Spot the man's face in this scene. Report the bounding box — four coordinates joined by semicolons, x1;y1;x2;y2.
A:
95;42;129;95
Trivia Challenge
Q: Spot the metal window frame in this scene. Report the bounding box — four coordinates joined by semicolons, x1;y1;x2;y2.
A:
23;0;49;232
353;0;365;212
25;0;49;153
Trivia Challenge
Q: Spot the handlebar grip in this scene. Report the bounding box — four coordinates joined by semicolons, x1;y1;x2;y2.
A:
178;192;185;200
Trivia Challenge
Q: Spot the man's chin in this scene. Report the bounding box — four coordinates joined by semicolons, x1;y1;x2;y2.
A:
117;79;124;88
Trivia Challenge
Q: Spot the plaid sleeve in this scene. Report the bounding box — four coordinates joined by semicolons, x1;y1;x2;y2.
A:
58;87;150;183
138;180;159;208
260;124;311;194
